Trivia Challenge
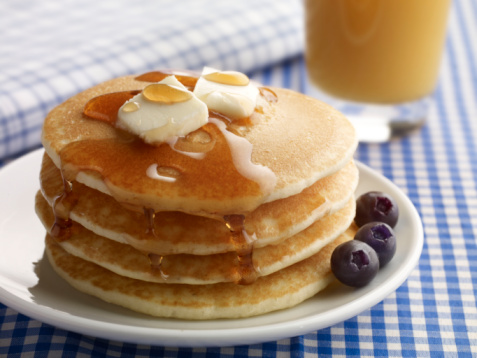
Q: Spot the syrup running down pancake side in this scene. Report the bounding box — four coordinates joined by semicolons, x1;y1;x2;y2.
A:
39;152;359;256
35;191;356;285
38;69;358;312
47;70;286;285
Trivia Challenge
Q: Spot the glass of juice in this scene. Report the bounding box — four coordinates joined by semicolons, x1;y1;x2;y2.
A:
305;0;451;142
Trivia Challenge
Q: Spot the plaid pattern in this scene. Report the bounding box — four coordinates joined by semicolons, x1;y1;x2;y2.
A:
0;0;303;160
1;0;477;356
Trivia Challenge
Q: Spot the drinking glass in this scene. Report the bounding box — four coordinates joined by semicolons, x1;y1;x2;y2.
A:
305;0;451;142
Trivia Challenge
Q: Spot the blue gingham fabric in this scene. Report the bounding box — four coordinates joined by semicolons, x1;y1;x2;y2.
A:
0;0;302;160
1;0;477;357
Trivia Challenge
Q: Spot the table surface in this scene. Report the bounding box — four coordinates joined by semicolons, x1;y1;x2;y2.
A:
1;0;477;357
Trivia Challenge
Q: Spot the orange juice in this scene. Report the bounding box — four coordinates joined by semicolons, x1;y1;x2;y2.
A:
305;0;450;104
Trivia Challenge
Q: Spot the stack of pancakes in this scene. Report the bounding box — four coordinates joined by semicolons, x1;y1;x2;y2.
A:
35;72;358;319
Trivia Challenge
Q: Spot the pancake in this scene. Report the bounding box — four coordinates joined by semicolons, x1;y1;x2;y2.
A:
36;192;355;284
45;226;356;320
41;73;357;216
40;152;358;255
37;69;359;320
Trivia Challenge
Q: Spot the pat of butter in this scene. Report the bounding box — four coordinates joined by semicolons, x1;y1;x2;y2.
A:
117;76;208;144
193;67;259;120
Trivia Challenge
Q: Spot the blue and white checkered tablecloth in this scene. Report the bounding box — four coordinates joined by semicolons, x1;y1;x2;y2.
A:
1;0;477;357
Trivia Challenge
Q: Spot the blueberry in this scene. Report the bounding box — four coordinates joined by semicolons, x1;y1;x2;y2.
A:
331;240;379;287
354;222;396;267
355;191;399;228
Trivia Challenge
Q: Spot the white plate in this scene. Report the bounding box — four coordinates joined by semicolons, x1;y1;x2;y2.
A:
0;149;423;347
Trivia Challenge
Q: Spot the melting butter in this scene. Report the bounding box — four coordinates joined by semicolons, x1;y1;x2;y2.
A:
194;67;259;120
209;117;276;195
117;76;208;144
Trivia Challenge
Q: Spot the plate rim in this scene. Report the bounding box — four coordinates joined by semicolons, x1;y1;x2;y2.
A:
0;148;423;347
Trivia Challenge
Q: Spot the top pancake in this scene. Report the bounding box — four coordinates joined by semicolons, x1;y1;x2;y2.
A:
42;73;357;216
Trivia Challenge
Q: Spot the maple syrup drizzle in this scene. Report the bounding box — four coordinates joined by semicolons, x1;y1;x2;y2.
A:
50;168;78;241
73;70;280;284
258;87;278;103
165;137;206;160
143;207;156;236
203;71;249;86
146;164;179;182
83;90;140;124
148;253;169;281
223;214;257;285
209;116;277;195
135;70;199;88
143;207;169;280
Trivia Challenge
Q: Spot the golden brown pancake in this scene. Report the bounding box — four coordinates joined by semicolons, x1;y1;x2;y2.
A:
45;226;356;320
36;192;355;284
41;74;357;216
37;70;359;320
40;153;358;254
